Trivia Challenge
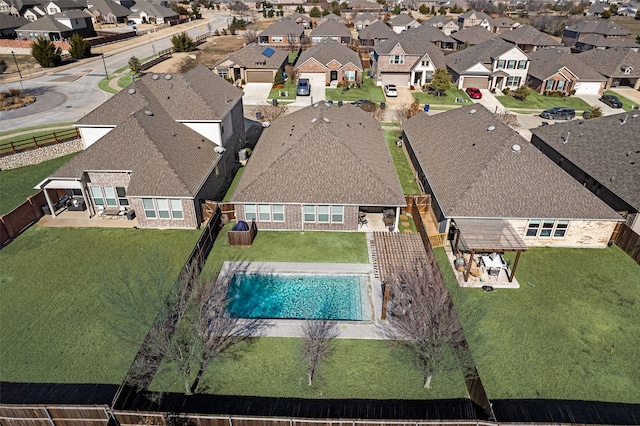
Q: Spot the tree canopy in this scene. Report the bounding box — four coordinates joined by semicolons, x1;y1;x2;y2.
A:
171;32;196;52
69;33;90;60
31;37;62;67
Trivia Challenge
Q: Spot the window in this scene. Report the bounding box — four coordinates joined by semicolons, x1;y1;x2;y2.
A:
506;76;520;86
272;205;284;222
143;198;156;218
304;205;316;222
330;36;338;41
526;219;569;238
556;80;565;91
271;36;282;42
171;199;183;219
303;205;344;223
102;187;116;206
507;60;516;69
317;205;330;223
554;221;569;237
116;187;128;206
259;204;271;221
517;60;527;69
331;206;344;223
496;59;505;68
312;36;323;42
421;59;430;67
526;220;540;237
539;220;555;237
389;55;404;64
157;199;170;218
90;186;104;206
545;80;554;90
344;70;355;81
245;204;257;221
217;69;228;79
142;198;183;220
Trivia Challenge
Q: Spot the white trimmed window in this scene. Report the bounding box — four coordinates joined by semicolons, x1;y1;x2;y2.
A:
331;206;344;223
496;59;505;68
90;186;119;207
344;70;355;81
545;80;554;90
271;36;283;42
259;204;271;221
245;204;257;221
317;205;330;223
389;55;404;64
244;204;284;222
507;60;516;69
116;187;129;206
217;69;228;79
526;219;569;238
304;205;316;222
272;205;284;222
303;205;344;223
312;36;323;42
517;60;527;69
142;198;184;220
556;80;565;91
421;59;430;67
506;76;521;86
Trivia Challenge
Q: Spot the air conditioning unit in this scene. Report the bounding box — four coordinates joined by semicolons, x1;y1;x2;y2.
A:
214;146;226;154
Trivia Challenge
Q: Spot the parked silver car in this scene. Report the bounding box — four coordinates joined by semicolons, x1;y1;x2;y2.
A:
296;78;310;96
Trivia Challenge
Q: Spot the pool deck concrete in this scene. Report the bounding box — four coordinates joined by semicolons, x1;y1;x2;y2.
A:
220;260;389;339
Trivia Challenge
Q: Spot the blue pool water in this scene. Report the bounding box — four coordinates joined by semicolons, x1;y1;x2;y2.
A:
226;273;366;321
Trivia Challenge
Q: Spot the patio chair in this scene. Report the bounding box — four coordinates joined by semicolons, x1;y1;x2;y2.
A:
97;206;105;218
488;267;500;280
118;206;127;218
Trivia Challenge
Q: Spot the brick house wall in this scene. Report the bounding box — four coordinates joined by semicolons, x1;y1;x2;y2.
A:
234;204;359;231
129;197;198;229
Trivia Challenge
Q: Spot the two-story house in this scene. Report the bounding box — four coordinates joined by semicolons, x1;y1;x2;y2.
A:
423;15;459;36
352;12;378;30
84;0;132;25
16;10;95;40
446;37;529;90
457;10;490;30
258;17;305;48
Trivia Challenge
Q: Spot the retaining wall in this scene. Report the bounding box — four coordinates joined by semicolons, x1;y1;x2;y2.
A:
0;139;83;170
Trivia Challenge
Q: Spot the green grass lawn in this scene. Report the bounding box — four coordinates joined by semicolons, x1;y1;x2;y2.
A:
606;90;639;111
0;226;200;383
0;153;79;215
151;337;468;399
98;77;118;94
201;226;369;279
325;71;385;102
435;246;640;403
496;90;591;111
0;122;73;137
222;165;245;202
117;72;135;88
268;79;297;100
412;88;469;105
384;129;421;195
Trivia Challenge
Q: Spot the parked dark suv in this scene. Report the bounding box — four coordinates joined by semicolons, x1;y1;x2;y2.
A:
600;94;623;108
541;107;575;120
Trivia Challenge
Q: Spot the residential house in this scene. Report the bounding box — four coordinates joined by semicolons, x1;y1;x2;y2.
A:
423;15;459;36
16;11;95;40
3;0;41;17
584;1;610;17
230;102;406;231
310;19;352;44
499;24;562;53
402;104;621;247
352;12;378;30
213;43;288;83
128;0;177;24
316;13;348;26
358;20;395;47
487;16;518;34
407;22;457;50
0;13;29;37
530;113;640;233
617;1;640;16
258;17;304;48
446;37;529;90
84;0;131;24
372;31;446;87
37;66;245;229
526;48;606;95
561;20;632;50
348;0;382;12
576;47;640;89
457;10;490;30
23;7;46;21
574;33;640;52
387;13;419;34
295;39;362;85
287;12;312;28
0;0;10;13
450;25;495;48
43;0;84;15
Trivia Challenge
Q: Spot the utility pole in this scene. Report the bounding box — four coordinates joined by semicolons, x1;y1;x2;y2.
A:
100;46;108;78
11;51;22;79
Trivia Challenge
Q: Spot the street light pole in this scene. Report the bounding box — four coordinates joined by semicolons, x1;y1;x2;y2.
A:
100;46;108;78
11;51;22;79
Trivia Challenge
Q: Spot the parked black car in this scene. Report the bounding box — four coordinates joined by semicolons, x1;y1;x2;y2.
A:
540;107;575;120
600;94;623;108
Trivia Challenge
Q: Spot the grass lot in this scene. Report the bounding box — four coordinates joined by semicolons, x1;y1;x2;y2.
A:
435;246;640;403
0;122;73;137
152;337;468;399
325;71;385;102
268;79;297;101
0;153;79;215
412;88;469;105
496;90;591;111
201;226;369;279
606;90;639;111
0;226;200;383
222;165;245;202
384;129;421;195
0;127;76;155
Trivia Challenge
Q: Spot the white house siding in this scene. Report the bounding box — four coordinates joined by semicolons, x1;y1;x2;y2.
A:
181;121;222;146
234;204;359;231
79;126;115;148
492;47;529;90
508;219;617;248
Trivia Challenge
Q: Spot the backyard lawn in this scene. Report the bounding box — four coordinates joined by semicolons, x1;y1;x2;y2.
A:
325;71;385;102
496;91;591;111
0;226;200;384
435;246;640;403
412;88;469;105
151;337;469;399
384;129;421;195
0;153;79;215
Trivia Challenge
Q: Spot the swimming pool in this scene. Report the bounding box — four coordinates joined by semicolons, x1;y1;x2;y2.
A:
226;273;369;321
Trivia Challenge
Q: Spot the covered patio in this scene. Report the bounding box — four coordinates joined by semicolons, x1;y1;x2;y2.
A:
449;218;528;287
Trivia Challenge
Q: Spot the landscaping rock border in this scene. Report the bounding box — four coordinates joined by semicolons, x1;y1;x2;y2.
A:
0;139;83;170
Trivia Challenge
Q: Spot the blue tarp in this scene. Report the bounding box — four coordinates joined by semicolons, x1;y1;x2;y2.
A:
232;221;249;231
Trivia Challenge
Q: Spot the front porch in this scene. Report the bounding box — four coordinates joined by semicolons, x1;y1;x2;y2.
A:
39;209;138;228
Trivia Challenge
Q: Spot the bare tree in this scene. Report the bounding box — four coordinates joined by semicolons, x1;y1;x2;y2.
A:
393;101;421;124
382;266;466;388
252;103;289;121
286;32;298;52
301;319;339;386
243;27;258;44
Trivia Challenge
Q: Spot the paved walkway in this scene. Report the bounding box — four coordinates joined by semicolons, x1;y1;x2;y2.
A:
476;89;504;113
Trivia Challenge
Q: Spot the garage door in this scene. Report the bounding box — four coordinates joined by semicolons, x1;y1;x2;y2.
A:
382;73;410;87
246;70;274;83
298;72;326;101
574;81;602;95
462;76;490;89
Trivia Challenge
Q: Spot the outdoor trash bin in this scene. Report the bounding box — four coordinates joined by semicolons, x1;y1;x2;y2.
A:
42;205;51;215
126;210;136;220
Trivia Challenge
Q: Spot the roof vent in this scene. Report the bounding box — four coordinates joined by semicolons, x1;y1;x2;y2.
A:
165;74;172;80
621;114;628;125
128;88;136;95
632;114;639;119
487;125;496;131
511;144;521;153
311;117;318;123
313;102;319;108
324;101;332;107
145;110;153;116
152;74;159;80
262;122;270;127
469;109;477;114
323;117;330;123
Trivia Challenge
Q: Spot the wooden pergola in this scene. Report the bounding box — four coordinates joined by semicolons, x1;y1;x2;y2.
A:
451;218;528;283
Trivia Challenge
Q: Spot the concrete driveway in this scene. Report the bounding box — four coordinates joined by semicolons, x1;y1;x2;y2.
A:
290;77;326;106
610;87;640;107
576;94;621;116
384;87;414;108
242;83;272;105
475;89;504;113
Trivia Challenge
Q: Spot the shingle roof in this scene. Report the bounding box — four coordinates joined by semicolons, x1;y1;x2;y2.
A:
51;10;92;19
85;0;131;18
576;48;640;78
577;33;640;49
310;18;351;37
358;19;394;40
388;13;415;26
402;104;620;220
375;30;447;68
17;15;73;32
221;43;288;69
527;49;605;81
406;23;457;43
53;98;222;197
446;37;521;74
231;103;406;207
287;12;311;23
130;0;177;18
488;16;516;29
353;12;378;23
565;20;631;37
450;25;495;45
587;1;609;13
499;24;561;47
51;0;84;9
259;17;304;37
77;65;243;125
424;15;451;26
296;39;361;70
531;113;640;211
459;10;489;20
0;13;29;30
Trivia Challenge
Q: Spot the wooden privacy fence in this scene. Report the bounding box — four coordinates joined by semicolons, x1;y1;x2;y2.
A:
0;128;80;157
0;405;111;426
228;220;258;246
407;195;446;248
0;191;48;248
141;49;173;71
88;31;136;47
614;223;640;264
